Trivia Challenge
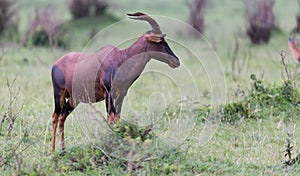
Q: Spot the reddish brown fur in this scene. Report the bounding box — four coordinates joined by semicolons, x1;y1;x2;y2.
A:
54;35;174;102
288;38;300;63
51;22;180;153
52;29;179;152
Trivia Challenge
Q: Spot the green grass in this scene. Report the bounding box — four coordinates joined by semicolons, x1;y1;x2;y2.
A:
1;0;300;175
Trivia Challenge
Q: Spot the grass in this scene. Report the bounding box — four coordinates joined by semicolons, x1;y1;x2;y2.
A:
1;0;300;175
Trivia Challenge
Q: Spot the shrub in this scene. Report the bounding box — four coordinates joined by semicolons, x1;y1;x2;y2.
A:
93;0;108;16
0;77;30;171
222;74;300;123
69;0;108;19
0;0;18;38
187;0;206;37
25;6;68;48
244;0;275;44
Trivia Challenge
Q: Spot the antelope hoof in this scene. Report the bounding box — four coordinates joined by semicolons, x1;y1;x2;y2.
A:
108;113;120;124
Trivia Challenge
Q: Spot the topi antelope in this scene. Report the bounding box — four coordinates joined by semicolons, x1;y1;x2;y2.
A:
288;37;300;72
288;38;300;63
50;12;180;153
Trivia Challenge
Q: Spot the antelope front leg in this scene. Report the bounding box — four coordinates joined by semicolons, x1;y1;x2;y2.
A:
108;112;120;124
107;112;115;124
107;91;124;124
106;91;118;124
114;113;120;123
51;112;59;153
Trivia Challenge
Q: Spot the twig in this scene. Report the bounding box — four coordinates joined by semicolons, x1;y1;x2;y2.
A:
283;133;300;166
88;102;114;131
44;119;50;145
93;146;112;161
6;76;20;139
285;137;293;161
0;115;6;136
228;37;251;81
0;48;5;62
279;50;292;80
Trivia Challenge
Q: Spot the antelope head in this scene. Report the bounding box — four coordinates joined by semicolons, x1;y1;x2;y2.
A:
127;12;180;68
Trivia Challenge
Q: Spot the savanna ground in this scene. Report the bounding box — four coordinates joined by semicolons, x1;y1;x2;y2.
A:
1;0;300;175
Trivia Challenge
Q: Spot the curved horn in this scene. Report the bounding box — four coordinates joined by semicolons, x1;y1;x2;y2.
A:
127;12;162;34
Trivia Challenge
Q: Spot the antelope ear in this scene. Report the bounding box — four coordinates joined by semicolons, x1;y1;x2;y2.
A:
145;34;165;43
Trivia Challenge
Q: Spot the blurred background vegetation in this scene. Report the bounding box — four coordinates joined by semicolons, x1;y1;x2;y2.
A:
1;0;300;175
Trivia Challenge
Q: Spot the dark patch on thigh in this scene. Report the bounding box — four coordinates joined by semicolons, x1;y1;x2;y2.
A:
51;64;65;88
52;64;66;114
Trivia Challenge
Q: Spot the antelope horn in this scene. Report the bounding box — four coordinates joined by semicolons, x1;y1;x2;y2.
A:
127;12;162;34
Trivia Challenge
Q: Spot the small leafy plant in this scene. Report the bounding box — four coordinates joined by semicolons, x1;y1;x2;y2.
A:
113;121;154;142
24;6;69;48
222;74;300;123
283;133;300;166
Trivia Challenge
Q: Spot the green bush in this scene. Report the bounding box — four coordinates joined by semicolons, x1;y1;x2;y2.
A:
25;7;69;49
223;74;300;123
113;121;154;141
30;27;68;49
